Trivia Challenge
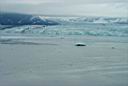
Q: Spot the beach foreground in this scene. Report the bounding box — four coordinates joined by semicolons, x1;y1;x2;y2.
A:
0;37;128;86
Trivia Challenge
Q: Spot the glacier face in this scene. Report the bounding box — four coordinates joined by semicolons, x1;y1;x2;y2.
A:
0;14;128;37
0;24;128;37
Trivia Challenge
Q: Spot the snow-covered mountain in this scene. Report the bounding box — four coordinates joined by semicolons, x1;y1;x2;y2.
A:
0;12;127;25
0;12;59;25
44;16;128;24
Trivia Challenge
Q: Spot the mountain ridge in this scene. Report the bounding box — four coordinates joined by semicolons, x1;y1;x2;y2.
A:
0;12;59;25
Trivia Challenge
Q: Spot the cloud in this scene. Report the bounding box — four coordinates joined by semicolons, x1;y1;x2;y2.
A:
0;0;61;4
0;0;127;17
0;0;128;4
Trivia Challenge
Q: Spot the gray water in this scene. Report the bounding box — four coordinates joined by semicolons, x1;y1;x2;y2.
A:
0;21;128;86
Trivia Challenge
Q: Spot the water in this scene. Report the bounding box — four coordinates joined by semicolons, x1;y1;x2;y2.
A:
0;17;128;86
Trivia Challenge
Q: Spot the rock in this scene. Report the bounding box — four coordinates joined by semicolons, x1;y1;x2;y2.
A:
112;47;115;49
75;43;86;46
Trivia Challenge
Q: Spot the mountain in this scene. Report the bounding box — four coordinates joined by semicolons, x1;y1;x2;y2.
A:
45;16;128;24
0;12;127;25
0;12;59;25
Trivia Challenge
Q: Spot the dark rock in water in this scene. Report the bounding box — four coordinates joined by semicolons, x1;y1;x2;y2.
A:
112;47;115;49
75;43;86;46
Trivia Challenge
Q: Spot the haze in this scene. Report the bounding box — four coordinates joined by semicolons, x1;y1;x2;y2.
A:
0;0;128;17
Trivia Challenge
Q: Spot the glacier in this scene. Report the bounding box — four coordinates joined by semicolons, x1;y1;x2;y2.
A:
0;13;128;40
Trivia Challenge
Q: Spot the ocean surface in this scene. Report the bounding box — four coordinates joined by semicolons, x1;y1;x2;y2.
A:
0;17;128;86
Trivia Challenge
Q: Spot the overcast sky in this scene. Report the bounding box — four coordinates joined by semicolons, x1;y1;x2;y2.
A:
0;0;128;17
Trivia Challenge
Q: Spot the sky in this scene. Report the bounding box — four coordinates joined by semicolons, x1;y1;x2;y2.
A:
0;0;128;17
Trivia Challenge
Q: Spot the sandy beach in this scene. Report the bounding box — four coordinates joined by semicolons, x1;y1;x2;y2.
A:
0;37;128;86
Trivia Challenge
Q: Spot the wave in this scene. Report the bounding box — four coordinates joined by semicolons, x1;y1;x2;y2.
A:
0;38;58;45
